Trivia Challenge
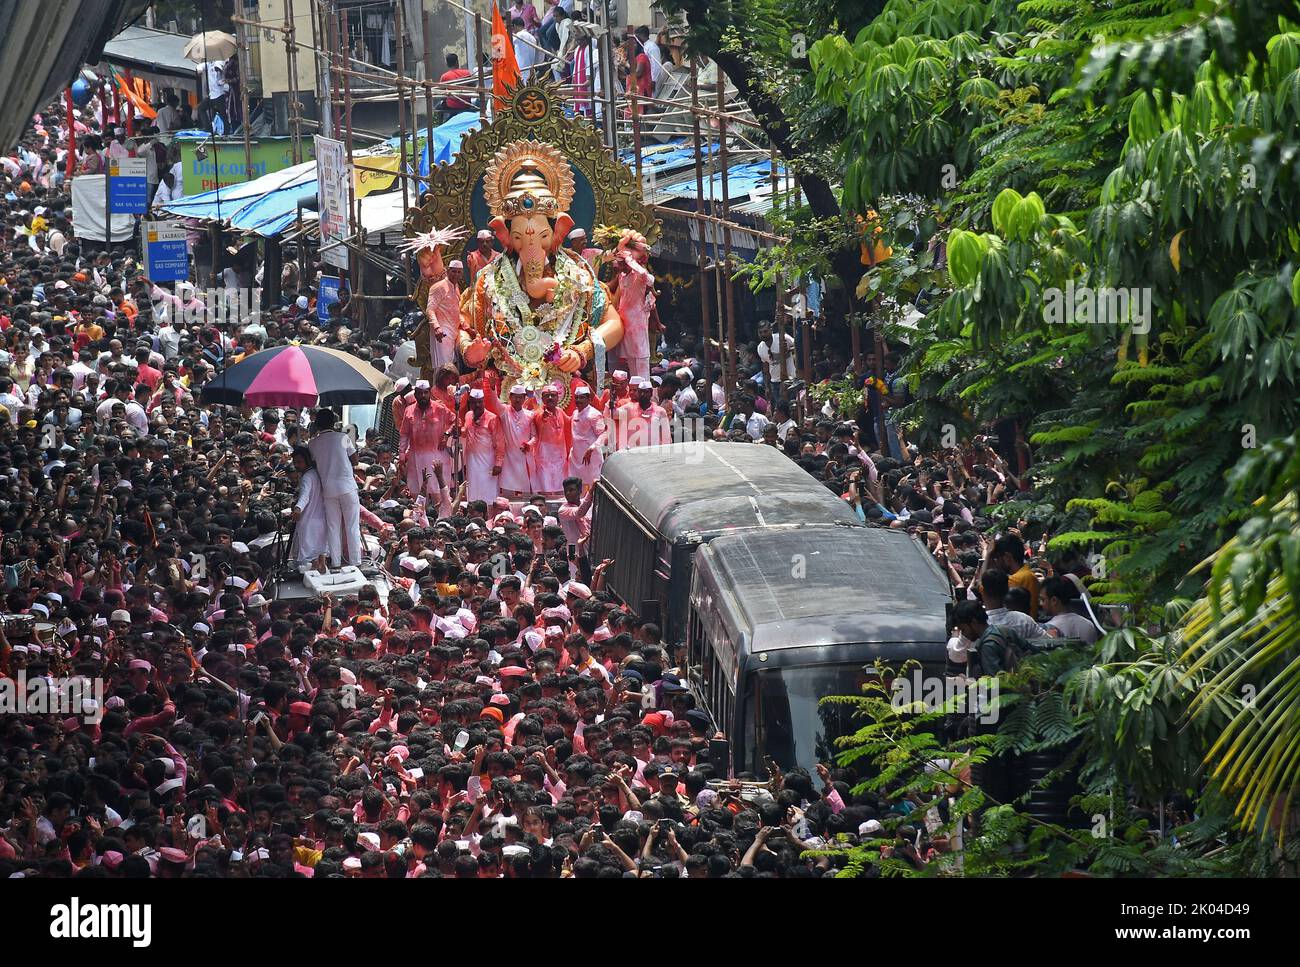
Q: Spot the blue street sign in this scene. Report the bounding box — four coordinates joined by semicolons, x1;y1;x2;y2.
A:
108;157;149;214
318;276;344;322
142;221;190;282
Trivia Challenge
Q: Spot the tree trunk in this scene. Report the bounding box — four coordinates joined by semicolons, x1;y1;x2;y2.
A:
673;2;864;309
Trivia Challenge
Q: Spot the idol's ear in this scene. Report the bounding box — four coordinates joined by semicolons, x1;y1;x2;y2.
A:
489;216;510;249
551;213;575;252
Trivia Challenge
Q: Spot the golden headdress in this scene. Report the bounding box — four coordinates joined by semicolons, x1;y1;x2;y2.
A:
483;139;575;220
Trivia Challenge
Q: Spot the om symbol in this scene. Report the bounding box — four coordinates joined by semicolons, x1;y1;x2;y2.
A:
519;92;547;121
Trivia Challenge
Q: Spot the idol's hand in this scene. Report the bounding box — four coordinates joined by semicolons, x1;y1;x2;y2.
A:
556;349;582;373
463;338;491;366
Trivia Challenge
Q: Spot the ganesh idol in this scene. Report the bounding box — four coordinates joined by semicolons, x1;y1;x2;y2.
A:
456;139;623;405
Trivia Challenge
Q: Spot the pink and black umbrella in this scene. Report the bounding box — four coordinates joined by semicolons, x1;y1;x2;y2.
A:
201;345;394;408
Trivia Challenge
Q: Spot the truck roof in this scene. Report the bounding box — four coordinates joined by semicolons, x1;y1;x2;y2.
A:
695;525;951;652
598;442;862;540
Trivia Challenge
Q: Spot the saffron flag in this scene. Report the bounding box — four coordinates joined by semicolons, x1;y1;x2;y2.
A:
113;68;157;120
491;4;520;110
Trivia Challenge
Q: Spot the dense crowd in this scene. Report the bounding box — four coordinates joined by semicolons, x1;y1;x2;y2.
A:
0;70;1108;879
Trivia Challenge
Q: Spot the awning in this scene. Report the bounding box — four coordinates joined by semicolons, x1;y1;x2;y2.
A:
154;160;319;236
654;158;794;214
0;0;143;152
94;24;199;92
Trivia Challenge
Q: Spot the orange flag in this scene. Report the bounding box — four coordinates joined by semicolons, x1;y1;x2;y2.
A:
491;4;520;110
114;69;157;119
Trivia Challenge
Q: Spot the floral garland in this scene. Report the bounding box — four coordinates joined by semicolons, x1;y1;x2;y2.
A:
480;250;594;391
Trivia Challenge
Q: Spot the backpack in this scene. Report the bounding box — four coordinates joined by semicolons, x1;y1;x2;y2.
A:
971;624;1026;677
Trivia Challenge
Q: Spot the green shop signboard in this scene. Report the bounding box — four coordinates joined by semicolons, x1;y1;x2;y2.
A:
180;138;314;196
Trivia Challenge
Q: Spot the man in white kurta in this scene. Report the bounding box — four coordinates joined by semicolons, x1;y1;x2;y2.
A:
486;383;536;497
568;384;607;486
290;464;328;569
461;388;505;504
308;410;362;567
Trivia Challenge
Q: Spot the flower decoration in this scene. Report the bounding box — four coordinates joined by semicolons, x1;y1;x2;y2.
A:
398;224;469;256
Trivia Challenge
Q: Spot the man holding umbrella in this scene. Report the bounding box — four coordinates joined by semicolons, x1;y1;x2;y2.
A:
308;409;362;569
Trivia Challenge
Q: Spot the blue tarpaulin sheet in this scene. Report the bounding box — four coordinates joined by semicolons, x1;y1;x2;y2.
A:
157;117;761;238
154;160;318;237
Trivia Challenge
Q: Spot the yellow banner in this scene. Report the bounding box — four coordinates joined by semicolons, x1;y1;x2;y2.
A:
353;154;400;198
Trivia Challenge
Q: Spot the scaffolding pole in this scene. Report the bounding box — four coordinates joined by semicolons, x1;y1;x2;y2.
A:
340;9;361;331
690;57;711;378
395;0;411;293
718;76;737;393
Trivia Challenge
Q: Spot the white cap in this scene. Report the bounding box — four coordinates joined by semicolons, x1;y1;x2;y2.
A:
414;379;430;391
448;260;464;270
612;370;628;380
247;594;269;608
110;609;131;624
394;377;410;391
629;376;645;388
574;385;591;396
470;388;484;399
509;384;527;395
231;541;250;554
192;622;210;634
476;229;493;240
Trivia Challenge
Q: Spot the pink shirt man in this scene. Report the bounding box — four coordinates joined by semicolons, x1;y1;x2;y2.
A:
528;387;571;496
426;275;461;371
399;383;455;495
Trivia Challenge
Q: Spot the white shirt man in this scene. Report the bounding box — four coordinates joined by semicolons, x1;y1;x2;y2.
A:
154;101;178;133
309;419;362;567
157;322;182;361
205;62;229;99
672;380;698;418
757;331;797;381
153;162;184;205
1046;610;1100;645
985;606;1050;642
643;35;665;91
514;26;540;82
0;385;22;423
